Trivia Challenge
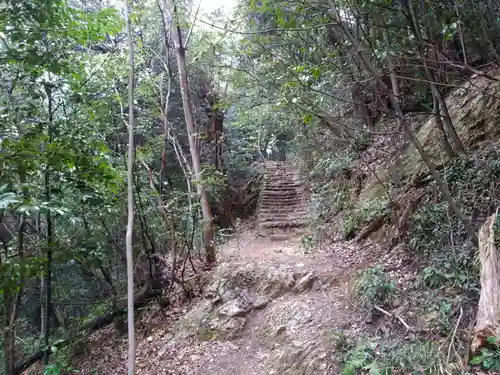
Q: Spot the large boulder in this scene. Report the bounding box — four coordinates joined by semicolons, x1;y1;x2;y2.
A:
360;69;500;204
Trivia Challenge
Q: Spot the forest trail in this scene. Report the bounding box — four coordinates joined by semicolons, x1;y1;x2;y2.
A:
138;230;377;375
120;229;384;375
73;163;385;375
73;226;384;375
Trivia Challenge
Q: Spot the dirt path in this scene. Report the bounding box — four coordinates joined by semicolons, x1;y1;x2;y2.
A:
143;228;383;375
73;228;383;375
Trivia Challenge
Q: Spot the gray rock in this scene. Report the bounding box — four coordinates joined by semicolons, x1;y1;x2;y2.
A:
293;272;317;293
257;265;297;298
219;300;250;318
265;339;337;375
252;295;270;309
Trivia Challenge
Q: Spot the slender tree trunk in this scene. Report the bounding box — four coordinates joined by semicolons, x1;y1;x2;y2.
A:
405;0;466;154
169;0;216;264
436;88;465;153
383;27;454;159
124;1;136;374
329;1;478;246
4;289;15;375
42;82;54;366
4;171;27;374
432;77;455;158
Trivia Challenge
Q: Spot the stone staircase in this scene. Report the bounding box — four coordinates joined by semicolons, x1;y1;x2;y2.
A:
257;161;310;234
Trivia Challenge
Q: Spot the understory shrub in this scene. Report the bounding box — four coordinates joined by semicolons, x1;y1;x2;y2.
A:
340;339;453;375
405;147;500;297
342;197;389;239
407;147;500;258
356;266;396;309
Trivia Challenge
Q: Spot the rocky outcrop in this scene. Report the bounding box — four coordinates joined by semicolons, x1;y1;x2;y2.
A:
166;260;348;375
360;69;500;204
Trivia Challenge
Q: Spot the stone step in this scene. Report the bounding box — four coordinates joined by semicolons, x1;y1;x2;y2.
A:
258;206;308;214
259;211;309;218
262;180;304;187
263;180;302;185
262;187;301;193
259;205;301;211
258;161;309;230
262;181;304;189
259;209;309;216
259;210;303;216
260;198;301;205
260;196;304;202
265;171;300;175
262;186;302;191
258;219;308;228
259;212;309;221
264;173;302;181
261;194;301;200
261;191;302;197
259;214;309;220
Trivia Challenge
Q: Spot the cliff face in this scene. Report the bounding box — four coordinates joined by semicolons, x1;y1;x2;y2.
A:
359;68;500;205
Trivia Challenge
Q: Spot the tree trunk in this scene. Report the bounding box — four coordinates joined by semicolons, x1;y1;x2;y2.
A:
329;1;478;246
42;82;54;366
169;0;216;264
405;0;466;154
124;1;136;374
472;211;500;352
4;216;27;375
4;290;14;375
432;85;455;158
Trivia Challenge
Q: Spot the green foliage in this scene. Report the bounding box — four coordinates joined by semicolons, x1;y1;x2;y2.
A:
341;341;392;375
408;149;500;257
309;154;358;239
421;266;448;288
300;234;315;253
470;337;500;370
407;202;449;255
356;266;396;309
340;339;454;375
310;154;354;180
342;197;389;240
420;258;478;293
391;340;447;374
44;363;80;374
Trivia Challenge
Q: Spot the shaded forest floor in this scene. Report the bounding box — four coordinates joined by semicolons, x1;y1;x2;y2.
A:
66;225;386;375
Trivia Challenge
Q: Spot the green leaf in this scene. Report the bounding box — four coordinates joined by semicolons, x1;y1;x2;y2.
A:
483;356;495;369
341;363;356;375
470;354;485;365
303;113;313;124
486;336;498;345
0;191;21;209
310;67;321;80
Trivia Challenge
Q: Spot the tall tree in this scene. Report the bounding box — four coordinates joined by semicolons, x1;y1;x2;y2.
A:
168;0;216;264
328;0;478;246
124;0;136;373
